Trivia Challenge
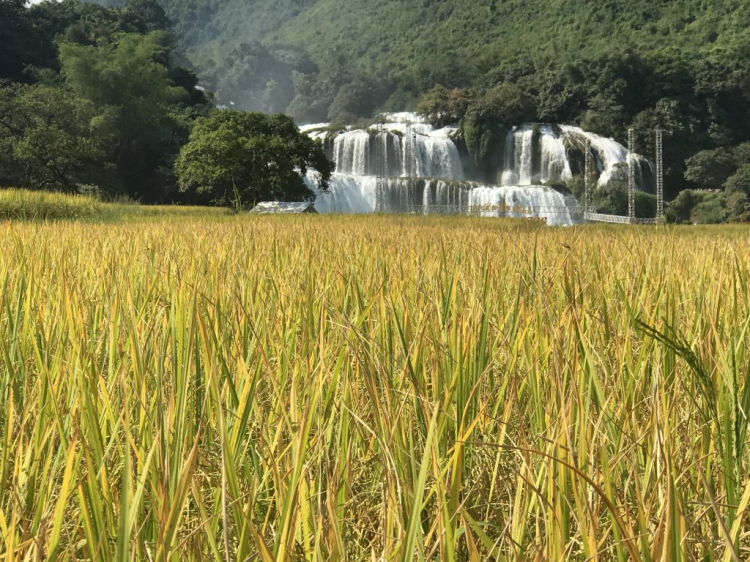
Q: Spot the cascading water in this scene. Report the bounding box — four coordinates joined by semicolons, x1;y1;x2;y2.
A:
303;113;647;226
498;124;652;187
539;127;574;184
319;121;464;179
306;175;578;225
306;174;378;214
557;125;650;187
469;186;576;225
500;128;534;185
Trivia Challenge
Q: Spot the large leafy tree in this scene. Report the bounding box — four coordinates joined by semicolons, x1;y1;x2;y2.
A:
59;32;193;200
725;165;750;197
0;83;107;191
684;143;750;191
175;110;334;205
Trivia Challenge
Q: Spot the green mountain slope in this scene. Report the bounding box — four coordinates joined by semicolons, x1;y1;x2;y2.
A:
159;0;749;111
275;0;746;74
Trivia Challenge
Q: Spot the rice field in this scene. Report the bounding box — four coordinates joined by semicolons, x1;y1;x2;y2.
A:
0;189;233;223
0;190;104;221
0;215;749;561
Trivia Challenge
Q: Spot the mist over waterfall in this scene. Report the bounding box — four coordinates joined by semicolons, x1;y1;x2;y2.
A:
304;113;649;226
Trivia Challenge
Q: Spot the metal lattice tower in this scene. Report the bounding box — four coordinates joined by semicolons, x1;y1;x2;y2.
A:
628;128;636;223
410;130;417;213
584;138;593;215
405;120;415;213
375;121;385;213
655;129;664;224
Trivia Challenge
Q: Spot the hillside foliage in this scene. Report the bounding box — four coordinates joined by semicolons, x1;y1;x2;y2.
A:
107;0;750;206
0;0;332;205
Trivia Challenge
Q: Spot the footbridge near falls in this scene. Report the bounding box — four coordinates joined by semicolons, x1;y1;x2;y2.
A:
393;128;667;226
544;128;666;225
583;211;663;225
415;205;664;225
577;128;666;225
520;128;666;225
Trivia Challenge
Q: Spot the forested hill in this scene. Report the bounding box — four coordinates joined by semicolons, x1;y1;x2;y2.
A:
100;0;750;123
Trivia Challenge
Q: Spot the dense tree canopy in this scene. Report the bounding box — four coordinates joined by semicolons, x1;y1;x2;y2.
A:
416;85;475;129
0;0;48;83
130;0;750;123
60;32;193;200
0;0;336;207
0;0;208;201
175;111;333;205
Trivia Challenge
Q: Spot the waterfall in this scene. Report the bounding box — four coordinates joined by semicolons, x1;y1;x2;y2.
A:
469;186;577;225
331;130;372;176
301;112;649;225
305;174;579;226
539;126;573;184
500;125;588;186
557;125;648;187
412;127;465;180
317;124;463;179
500;128;533;185
305;174;378;214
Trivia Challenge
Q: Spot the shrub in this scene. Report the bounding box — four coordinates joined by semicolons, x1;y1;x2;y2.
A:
591;186;657;219
416;85;475;128
668;189;702;223
724;165;750;196
726;191;750;222
690;192;727;224
593;187;625;215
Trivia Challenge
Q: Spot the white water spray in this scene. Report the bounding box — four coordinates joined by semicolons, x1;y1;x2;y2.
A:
303;113;647;225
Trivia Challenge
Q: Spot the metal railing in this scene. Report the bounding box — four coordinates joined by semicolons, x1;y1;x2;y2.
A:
379;204;665;225
410;205;594;215
584;213;660;225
